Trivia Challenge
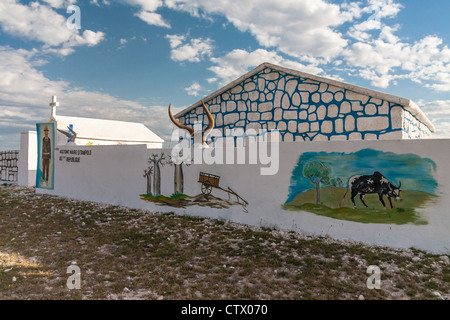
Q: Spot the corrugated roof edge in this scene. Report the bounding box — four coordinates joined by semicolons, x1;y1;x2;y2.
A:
175;62;435;133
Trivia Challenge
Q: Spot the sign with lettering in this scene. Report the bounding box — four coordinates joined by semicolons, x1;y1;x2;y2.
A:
58;149;92;163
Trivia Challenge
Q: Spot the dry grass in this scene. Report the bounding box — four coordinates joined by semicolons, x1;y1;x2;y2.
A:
0;185;448;300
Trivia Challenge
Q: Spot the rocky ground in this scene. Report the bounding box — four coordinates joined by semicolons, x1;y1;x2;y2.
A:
0;184;448;300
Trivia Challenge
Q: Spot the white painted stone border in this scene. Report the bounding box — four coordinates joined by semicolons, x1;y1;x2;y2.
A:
176;62;435;133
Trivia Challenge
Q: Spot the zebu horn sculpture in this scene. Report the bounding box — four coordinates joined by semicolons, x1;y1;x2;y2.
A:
168;100;215;148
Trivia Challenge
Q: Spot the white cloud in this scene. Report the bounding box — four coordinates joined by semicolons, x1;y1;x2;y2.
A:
420;100;450;139
343;28;450;90
166;35;213;62
122;0;162;12
347;0;402;39
117;38;128;50
72;29;105;47
166;34;186;48
90;0;111;5
184;82;203;96
117;0;170;27
347;29;372;42
347;19;382;41
43;30;105;56
208;48;323;85
340;2;364;20
420;100;450;119
117;36;138;49
364;0;402;19
0;0;104;55
42;0;77;8
0;47;67;106
165;0;360;60
425;75;450;92
0;0;72;46
340;1;450;91
135;10;170;28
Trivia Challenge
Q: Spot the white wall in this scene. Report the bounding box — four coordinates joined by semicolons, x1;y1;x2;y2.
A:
39;144;148;206
18;131;37;187
36;140;450;254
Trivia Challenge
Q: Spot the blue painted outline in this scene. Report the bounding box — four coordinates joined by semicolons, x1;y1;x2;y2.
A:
181;68;432;142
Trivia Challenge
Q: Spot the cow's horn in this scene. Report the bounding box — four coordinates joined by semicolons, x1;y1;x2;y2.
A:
201;100;215;145
168;104;195;137
398;181;401;189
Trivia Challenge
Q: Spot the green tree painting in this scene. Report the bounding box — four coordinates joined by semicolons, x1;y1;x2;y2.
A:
302;161;330;204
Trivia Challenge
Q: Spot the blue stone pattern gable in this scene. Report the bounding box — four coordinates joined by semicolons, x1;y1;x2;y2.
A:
179;67;432;143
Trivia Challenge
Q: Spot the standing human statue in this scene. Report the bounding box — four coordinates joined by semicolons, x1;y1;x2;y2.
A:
42;126;52;183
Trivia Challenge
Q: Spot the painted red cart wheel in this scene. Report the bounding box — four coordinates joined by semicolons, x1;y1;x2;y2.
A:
201;181;212;195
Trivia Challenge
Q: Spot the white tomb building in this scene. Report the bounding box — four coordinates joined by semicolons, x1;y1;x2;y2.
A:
48;96;164;148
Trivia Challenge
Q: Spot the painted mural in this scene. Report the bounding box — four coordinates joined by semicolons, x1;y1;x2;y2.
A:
283;149;439;225
140;153;248;212
179;65;433;143
36;122;55;190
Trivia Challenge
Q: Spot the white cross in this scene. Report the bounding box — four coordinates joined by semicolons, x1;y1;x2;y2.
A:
49;96;59;107
50;96;59;117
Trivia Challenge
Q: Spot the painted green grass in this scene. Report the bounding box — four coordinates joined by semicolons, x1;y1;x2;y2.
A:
140;193;191;208
140;193;188;201
283;187;438;225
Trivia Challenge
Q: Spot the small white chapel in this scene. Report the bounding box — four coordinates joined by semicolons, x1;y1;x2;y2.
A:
48;96;164;148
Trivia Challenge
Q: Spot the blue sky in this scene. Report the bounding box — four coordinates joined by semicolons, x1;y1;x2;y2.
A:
0;0;449;149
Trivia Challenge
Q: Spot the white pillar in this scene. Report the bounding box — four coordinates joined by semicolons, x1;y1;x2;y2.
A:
17;131;37;187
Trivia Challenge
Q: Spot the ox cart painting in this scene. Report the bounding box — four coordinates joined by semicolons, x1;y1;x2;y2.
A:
198;172;248;209
141;167;249;213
